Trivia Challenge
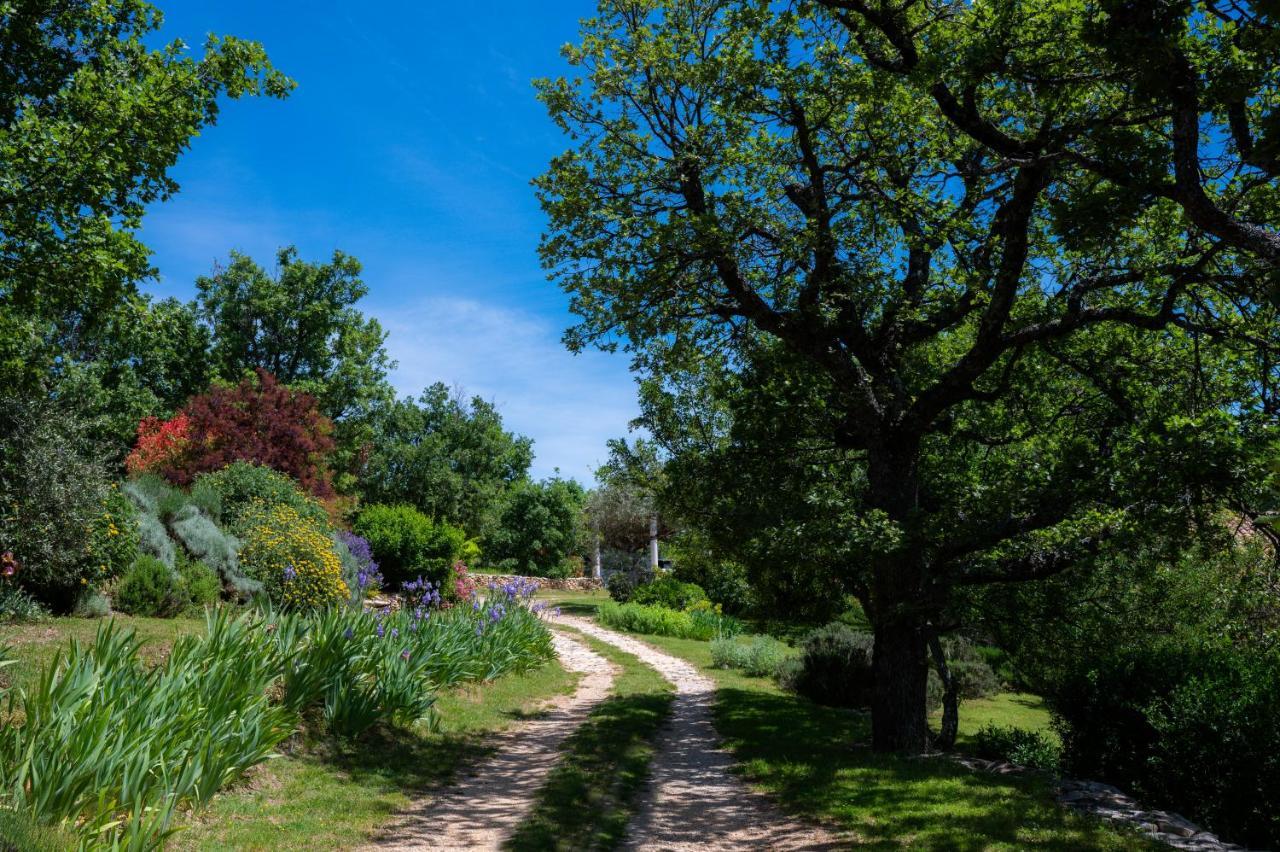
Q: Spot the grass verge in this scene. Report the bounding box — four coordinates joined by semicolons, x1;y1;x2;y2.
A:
506;625;674;852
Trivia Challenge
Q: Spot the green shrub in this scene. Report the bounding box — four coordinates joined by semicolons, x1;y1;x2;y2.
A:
597;600;743;640
179;559;221;610
0;399;128;612
169;504;259;600
1050;640;1280;849
70;588;110;619
238;502;348;610
631;576;707;610
710;634;792;677
786;622;876;708
354;503;465;588
192;462;328;534
113;555;186;617
0;582;45;622
940;636;1001;700
606;571;639;602
974;724;1061;771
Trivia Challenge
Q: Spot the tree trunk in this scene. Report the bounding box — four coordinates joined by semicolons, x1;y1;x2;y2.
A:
871;616;931;752
928;628;958;751
865;437;931;753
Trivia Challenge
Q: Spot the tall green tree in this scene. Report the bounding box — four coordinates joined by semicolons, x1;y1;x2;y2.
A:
485;477;587;578
361;384;534;535
536;0;1276;751
52;295;212;454
0;0;292;389
196;246;394;422
816;0;1280;283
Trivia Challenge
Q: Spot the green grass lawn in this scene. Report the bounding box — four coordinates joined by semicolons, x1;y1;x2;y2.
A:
507;625;674;851
0;612;207;694
536;592;1151;850
176;661;577;850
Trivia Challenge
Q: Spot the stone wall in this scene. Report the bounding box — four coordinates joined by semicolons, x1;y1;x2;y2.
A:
474;573;604;592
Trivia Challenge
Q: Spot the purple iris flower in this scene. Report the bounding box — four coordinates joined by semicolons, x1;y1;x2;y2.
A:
283;565;297;581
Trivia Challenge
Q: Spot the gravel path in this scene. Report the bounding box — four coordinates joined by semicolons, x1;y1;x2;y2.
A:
363;630;616;851
555;614;846;852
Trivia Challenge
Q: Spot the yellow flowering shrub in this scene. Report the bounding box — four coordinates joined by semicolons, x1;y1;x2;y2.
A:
238;501;348;609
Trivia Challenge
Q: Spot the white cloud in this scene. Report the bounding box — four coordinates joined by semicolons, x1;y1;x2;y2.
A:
376;296;640;485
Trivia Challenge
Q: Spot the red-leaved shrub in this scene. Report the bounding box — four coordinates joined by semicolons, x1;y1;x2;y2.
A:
133;371;336;496
125;413;193;477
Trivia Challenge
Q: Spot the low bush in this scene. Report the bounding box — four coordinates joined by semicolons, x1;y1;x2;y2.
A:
0;399;136;611
113;555;186;617
598;600;743;640
169;504;258;600
113;554;221;618
974;724;1061;771
787;622;876;709
353;503;465;588
941;636;1002;700
710;634;792;677
630;576;707;610
606;571;638;602
1050;640;1280;849
192;462;329;534
238;502;348;610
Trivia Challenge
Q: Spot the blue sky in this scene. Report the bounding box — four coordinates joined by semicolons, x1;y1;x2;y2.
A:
139;1;637;484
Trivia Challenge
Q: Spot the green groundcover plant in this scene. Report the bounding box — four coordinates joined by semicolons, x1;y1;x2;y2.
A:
598;600;742;641
0;581;554;850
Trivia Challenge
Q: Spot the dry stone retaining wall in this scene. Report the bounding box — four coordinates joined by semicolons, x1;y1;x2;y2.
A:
473;573;603;592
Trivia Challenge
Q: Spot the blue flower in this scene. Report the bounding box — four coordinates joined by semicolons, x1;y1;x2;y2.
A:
376;622;385;638
283;565;297;581
343;627;354;640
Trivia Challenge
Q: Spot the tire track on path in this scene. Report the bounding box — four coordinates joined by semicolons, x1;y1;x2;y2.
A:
555;614;846;851
364;630;615;851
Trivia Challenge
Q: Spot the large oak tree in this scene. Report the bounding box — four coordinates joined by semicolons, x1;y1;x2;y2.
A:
536;0;1277;751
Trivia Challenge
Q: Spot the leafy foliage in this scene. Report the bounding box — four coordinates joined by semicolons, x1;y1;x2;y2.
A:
196;247;393;421
783;623;877;710
1050;639;1280;848
353;503;465;589
0;0;292;393
362;385;533;534
484;478;586;578
974;725;1061;773
190;461;329;534
629;576;707;610
0;398;131;611
157;370;337;496
536;0;1277;751
598;600;743;640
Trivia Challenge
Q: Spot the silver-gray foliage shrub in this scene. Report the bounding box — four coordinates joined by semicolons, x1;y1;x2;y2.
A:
169;505;259;599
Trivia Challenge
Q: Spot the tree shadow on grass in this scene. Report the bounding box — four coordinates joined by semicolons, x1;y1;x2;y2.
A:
713;688;1155;851
505;691;674;851
299;700;555;797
